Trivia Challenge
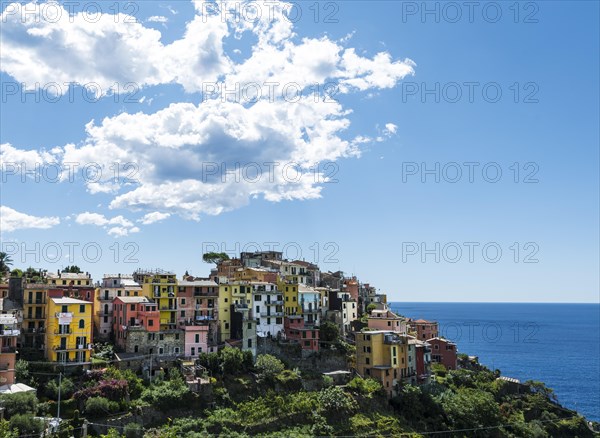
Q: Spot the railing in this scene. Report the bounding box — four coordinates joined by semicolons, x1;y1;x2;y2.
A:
1;347;16;353
54;329;72;335
160;306;177;311
0;329;21;336
53;345;89;351
28;314;46;320
25;298;46;304
260;311;284;317
266;300;284;305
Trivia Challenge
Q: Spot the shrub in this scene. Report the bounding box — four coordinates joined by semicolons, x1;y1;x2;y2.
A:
8;414;43;435
317;386;358;416
0;392;38;417
124;422;144;438
46;377;76;400
85;397;112;417
255;354;285;383
347;377;383;397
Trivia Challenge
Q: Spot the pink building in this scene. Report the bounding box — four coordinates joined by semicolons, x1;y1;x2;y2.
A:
284;316;319;352
113;297;159;349
184;324;211;357
368;307;407;333
428;337;457;370
411;319;439;340
411;337;432;383
0;315;19;386
177;280;219;325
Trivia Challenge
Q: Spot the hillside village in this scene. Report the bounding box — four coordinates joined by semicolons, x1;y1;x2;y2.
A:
1;251;454;395
0;251;595;437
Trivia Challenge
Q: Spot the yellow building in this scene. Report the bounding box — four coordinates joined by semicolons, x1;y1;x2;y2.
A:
218;282;254;342
356;330;409;398
280;281;300;316
133;270;178;330
45;297;93;364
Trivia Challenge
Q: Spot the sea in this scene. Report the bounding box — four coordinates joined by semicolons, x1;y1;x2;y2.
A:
389;302;600;422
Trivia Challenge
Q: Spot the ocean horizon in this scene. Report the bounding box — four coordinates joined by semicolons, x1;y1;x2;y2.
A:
389;302;600;422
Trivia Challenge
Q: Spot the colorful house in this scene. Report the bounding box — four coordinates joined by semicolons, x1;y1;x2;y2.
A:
0;314;20;386
95;275;141;341
252;282;284;338
428;337;457;370
283;316;319;352
410;319;439;340
356;330;409;398
368;306;407;333
45;297;93;364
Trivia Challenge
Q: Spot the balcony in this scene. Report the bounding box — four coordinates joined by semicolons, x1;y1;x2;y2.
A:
1;347;16;353
0;329;20;336
301;308;320;314
25;327;45;334
53;344;90;351
260;311;284;317
160;306;177;311
266;300;284;305
54;328;72;335
27;314;46;320
25;298;46;305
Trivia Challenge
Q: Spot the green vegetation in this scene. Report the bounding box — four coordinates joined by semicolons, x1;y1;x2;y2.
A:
202;252;230;264
5;355;595;437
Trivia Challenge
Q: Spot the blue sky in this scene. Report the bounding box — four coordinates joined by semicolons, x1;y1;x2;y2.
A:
1;1;598;303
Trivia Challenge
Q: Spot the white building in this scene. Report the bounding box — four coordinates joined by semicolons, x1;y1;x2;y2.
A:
96;275;142;340
252;282;284;338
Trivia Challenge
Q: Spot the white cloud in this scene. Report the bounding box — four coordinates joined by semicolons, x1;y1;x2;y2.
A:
138;212;171;224
0;205;60;232
1;0;416;224
147;15;168;23
75;212;138;236
385;123;398;135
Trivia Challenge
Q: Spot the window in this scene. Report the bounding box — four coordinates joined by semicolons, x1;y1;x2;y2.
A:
195;334;200;343
175;347;180;354
387;321;391;326
276;317;282;324
134;345;138;353
304;341;310;347
130;304;135;311
365;357;370;365
255;295;261;301
62;305;68;313
286;296;289;301
181;299;186;305
225;323;229;329
159;334;164;341
149;320;154;326
104;316;108;323
224;298;228;302
181;311;185;317
248;323;252;329
159;348;164;355
247;339;252;348
79;319;85;328
302;331;307;339
191;347;195;356
292;296;296;302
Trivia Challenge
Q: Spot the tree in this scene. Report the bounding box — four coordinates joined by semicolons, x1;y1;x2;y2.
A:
440;388;501;432
8;414;43;435
62;265;82;273
366;303;377;314
46;376;75;400
319;321;340;344
221;347;246;375
202;252;230;264
0;252;13;278
0;392;38;417
15;359;34;386
0;420;18;438
255;354;285;383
